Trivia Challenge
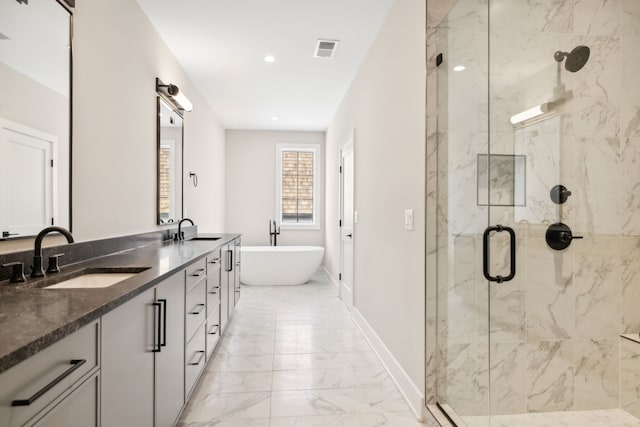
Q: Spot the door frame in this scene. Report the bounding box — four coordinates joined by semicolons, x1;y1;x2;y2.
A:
339;130;355;310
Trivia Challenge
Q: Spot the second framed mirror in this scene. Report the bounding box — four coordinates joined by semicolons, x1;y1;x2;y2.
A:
156;96;183;225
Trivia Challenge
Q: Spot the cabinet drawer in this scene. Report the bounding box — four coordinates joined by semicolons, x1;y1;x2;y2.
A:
206;269;221;316
185;258;207;292
0;321;99;427
206;250;221;273
185;322;206;399
185;279;207;343
206;307;221;360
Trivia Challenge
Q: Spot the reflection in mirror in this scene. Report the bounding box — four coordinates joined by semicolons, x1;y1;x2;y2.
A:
157;98;183;225
0;0;71;240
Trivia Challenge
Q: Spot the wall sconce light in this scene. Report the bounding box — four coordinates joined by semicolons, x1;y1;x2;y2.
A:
510;103;551;126
156;78;193;112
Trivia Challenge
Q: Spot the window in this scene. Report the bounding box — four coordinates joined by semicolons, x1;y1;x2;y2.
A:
276;143;320;228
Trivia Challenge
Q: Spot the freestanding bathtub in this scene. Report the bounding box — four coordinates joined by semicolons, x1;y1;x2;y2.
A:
240;246;324;285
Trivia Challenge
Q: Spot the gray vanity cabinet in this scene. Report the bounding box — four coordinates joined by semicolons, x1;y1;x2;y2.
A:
0;321;100;427
32;372;99;427
101;287;155;427
155;271;185;427
220;244;230;332
233;238;241;305
102;271;185;427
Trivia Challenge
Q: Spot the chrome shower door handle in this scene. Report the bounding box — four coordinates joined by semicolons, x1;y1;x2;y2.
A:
482;224;516;283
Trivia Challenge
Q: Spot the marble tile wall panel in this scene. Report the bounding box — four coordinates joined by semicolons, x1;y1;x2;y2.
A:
620;138;640;235
574;0;621;37
621;0;640;38
489;342;527;415
437;342;489;416
574;236;621;338
526;340;574;412
621;36;640;138
525;238;574;341
621;237;640;333
573;338;619;409
621;338;640;418
568;136;620;236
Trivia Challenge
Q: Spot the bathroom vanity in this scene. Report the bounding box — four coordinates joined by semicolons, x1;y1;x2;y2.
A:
0;232;241;427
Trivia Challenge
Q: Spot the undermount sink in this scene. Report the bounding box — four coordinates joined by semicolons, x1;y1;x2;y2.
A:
190;236;221;241
44;267;149;289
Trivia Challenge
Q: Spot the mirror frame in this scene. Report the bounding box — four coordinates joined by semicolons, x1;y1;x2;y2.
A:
0;0;74;241
156;95;184;225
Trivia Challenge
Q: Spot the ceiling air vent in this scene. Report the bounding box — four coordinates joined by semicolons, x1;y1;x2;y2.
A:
314;39;339;59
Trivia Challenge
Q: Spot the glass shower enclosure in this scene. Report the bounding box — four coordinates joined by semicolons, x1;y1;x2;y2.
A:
433;0;640;425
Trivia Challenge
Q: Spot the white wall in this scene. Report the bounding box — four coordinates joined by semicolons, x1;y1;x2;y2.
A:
70;0;225;241
226;130;325;246
325;0;426;394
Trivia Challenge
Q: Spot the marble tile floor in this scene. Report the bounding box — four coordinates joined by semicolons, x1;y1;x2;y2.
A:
463;409;640;427
177;272;431;427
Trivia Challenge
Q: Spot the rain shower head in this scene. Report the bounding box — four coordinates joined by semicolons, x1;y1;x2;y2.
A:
554;45;590;72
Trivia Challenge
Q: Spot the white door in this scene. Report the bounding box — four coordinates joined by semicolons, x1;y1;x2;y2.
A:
340;134;354;309
0;121;55;238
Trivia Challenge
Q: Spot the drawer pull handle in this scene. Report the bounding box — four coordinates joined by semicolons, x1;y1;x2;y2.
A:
12;359;87;407
208;324;219;335
189;304;206;315
191;268;206;277
209;258;220;263
188;350;205;366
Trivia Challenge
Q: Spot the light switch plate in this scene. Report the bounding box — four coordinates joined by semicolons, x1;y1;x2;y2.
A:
404;209;413;230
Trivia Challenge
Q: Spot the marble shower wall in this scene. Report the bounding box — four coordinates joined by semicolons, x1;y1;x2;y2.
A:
428;0;640;418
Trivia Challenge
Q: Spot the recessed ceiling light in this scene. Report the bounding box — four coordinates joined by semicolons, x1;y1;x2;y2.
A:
453;65;466;72
264;55;276;63
271;116;278;121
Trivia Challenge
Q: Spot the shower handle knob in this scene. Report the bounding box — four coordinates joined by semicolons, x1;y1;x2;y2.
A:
546;223;583;250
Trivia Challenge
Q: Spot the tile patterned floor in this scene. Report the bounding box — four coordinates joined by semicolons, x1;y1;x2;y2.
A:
177;273;429;427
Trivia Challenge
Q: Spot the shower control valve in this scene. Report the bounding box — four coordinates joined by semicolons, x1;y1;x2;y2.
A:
545;223;583;250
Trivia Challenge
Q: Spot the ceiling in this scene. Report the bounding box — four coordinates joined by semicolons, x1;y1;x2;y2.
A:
135;0;396;131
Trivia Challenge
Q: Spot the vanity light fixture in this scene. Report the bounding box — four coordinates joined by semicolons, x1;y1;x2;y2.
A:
453;65;466;72
264;55;276;63
510;103;550;125
156;78;193;112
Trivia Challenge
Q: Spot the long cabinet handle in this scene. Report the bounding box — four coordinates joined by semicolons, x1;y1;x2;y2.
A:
152;302;162;352
158;299;167;347
189;303;206;315
482;224;516;283
191;268;206;277
188;350;205;366
12;359;87;406
226;250;233;272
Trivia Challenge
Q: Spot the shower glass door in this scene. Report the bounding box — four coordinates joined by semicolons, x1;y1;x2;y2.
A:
436;0;640;425
434;0;491;422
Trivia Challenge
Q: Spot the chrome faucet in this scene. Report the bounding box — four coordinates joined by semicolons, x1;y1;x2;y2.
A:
176;218;194;241
31;226;74;278
269;220;280;246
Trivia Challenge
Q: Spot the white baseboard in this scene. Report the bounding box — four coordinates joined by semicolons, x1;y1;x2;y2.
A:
351;308;425;422
320;266;339;294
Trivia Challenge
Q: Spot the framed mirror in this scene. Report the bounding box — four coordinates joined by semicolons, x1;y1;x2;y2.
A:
156;97;184;225
0;0;72;240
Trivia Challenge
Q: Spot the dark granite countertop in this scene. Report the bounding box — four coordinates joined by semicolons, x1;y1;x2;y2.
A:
0;233;240;374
